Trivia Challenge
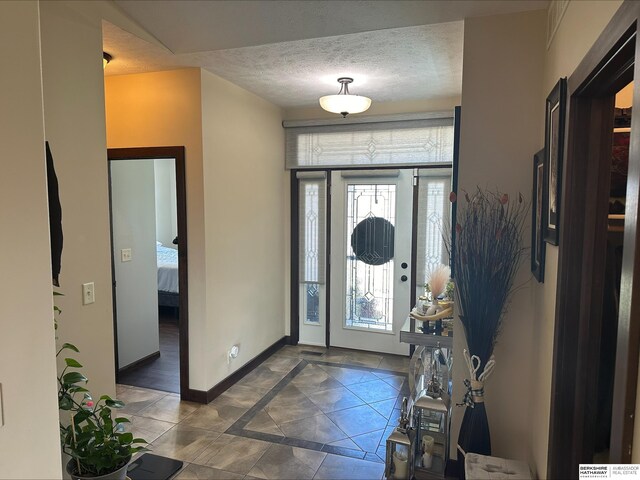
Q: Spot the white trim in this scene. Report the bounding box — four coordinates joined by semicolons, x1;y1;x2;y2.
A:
546;0;570;50
298;341;327;347
296;171;327;179
342;325;396;335
340;169;400;178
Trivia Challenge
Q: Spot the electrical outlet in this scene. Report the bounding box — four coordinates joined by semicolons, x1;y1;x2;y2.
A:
121;248;132;262
82;282;95;305
228;345;239;364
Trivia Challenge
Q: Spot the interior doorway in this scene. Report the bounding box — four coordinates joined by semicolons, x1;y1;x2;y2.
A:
547;4;640;476
107;146;190;399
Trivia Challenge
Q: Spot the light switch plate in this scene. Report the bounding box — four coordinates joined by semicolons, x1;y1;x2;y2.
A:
82;282;95;305
121;248;132;262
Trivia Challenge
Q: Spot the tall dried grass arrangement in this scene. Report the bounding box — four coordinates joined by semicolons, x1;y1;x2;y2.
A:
446;188;528;371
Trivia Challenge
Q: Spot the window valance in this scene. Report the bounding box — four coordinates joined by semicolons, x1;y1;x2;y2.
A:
284;114;454;170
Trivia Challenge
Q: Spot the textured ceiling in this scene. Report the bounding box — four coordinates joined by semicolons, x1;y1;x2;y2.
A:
103;21;463;107
104;0;547;108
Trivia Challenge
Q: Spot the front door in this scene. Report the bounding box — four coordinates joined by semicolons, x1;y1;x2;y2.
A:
329;169;413;355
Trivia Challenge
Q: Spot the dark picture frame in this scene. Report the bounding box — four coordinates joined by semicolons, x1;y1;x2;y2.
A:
532;149;546;282
543;77;567;245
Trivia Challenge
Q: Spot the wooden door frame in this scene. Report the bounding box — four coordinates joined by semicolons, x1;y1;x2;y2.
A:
548;2;640;477
107;146;191;401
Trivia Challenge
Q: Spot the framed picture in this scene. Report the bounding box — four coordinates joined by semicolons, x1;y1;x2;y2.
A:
543;77;567;245
532;149;546;282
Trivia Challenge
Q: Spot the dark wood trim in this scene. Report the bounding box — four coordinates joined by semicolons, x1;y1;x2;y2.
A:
325;170;332;348
445;459;459;479
118;351;161;374
548;3;640;477
290;171;300;345
187;336;289;404
107;146;190;400
612;23;640;462
450;106;461;278
106;165;120;375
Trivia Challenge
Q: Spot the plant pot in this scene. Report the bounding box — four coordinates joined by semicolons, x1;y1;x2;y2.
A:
66;457;130;480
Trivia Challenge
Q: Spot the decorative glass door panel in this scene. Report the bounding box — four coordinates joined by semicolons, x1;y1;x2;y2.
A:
345;184;396;332
330;170;412;355
298;173;327;346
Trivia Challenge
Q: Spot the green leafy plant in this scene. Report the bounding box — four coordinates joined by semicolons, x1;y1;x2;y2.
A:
55;298;147;477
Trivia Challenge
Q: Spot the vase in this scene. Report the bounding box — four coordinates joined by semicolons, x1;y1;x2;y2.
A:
457;379;491;480
66;457;131;480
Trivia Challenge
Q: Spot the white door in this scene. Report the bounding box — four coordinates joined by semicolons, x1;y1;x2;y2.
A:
330;169;413;355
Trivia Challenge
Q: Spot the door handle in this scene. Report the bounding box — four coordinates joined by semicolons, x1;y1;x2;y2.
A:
400;275;408;282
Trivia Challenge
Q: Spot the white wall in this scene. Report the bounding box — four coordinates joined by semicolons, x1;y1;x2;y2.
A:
0;2;62;477
455;8;545;466
154;159;178;248
40;0;116;399
111;160;160;369
200;69;286;387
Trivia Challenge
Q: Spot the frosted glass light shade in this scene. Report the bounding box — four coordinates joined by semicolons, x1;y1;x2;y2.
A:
319;94;372;116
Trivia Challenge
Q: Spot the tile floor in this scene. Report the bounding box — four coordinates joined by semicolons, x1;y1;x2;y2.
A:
117;344;410;480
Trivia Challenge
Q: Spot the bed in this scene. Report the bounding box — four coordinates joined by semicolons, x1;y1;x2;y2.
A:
157;242;179;308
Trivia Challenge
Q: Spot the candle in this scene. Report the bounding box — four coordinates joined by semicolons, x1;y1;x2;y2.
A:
392;451;409;480
421;435;435;454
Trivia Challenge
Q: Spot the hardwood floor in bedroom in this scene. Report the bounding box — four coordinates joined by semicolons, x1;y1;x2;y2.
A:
118;307;180;393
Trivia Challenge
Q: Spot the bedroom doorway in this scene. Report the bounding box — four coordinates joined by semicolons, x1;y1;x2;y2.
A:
107;146;189;399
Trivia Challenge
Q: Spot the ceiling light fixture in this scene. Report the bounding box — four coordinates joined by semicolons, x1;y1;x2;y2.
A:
319;77;372;118
103;52;112;69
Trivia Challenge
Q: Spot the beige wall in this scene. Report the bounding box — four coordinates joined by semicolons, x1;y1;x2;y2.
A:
200;69;286;386
456;8;546;466
531;1;623;476
40;0;116;401
104;68;209;389
0;1;62;478
105;68;286;390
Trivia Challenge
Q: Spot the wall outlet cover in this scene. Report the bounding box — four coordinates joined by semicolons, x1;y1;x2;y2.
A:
82;282;95;305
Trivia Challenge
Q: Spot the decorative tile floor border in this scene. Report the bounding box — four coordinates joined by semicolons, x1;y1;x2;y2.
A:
225;359;408;463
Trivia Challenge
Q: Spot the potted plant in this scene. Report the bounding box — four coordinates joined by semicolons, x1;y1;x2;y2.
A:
56;303;147;479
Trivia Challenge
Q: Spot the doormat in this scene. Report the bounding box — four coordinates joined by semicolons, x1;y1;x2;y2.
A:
127;454;183;480
300;350;324;356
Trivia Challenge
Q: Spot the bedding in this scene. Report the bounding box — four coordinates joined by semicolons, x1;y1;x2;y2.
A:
157;243;179;294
